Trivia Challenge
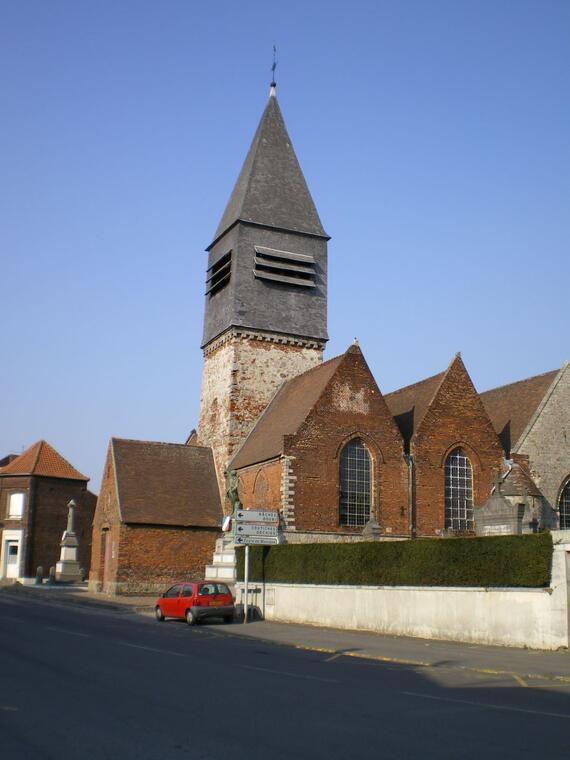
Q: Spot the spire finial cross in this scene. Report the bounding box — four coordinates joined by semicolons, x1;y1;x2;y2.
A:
270;44;277;87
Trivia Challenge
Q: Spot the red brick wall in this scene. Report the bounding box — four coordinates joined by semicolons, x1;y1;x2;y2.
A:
115;524;219;593
0;475;31;576
31;478;96;577
412;356;504;536
284;347;408;535
89;444;122;591
237;460;282;510
0;473;95;578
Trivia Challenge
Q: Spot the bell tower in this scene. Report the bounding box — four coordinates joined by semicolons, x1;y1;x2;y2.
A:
197;84;329;503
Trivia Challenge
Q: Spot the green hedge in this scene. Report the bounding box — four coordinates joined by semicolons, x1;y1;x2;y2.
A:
236;533;552;588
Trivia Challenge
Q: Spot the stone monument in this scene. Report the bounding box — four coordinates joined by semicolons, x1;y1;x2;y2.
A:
55;499;83;583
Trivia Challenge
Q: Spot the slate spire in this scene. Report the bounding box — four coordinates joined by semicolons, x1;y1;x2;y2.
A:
211;90;328;246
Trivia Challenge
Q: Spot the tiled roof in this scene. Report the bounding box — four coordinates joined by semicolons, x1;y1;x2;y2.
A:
211;93;327;244
480;369;559;452
111;438;221;528
230;353;345;470
384;370;446;448
0;440;88;481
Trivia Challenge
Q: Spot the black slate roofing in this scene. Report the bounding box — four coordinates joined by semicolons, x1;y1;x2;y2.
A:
212;92;328;244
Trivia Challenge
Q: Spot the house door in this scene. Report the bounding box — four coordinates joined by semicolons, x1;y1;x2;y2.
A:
6;541;20;579
102;531;112;591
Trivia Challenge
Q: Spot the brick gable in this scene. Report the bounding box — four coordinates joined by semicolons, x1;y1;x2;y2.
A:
411;354;504;535
245;344;409;535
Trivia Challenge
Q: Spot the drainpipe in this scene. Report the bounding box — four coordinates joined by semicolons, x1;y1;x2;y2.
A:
405;454;415;538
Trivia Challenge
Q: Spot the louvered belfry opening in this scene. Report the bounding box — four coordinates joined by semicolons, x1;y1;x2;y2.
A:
205;250;232;296
253;245;316;288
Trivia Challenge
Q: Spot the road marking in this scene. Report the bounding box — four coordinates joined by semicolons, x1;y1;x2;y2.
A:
119;642;185;657
402;691;570;720
240;664;339;683
45;626;91;638
1;706;18;712
513;674;528;688
324;653;344;662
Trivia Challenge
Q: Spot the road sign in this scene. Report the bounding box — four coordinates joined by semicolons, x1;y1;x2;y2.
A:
236;509;279;523
234;535;280;546
236;523;278;537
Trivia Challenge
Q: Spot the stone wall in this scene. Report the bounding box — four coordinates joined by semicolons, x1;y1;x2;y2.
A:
516;364;570;517
197;328;323;507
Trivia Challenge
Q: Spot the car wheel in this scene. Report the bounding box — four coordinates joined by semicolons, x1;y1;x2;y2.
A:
223;615;233;624
155;606;165;622
186;609;196;626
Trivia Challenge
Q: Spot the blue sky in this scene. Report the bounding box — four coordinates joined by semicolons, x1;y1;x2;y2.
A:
1;1;568;491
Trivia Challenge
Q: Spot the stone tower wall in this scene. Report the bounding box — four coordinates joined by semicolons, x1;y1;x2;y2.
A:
197;328;323;507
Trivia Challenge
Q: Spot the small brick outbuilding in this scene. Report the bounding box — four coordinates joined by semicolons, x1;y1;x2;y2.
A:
89;438;222;594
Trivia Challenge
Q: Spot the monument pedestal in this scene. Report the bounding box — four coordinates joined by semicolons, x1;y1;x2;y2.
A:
55;500;83;583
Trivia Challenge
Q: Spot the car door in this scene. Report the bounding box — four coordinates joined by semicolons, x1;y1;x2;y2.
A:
180;584;194;617
161;584;182;617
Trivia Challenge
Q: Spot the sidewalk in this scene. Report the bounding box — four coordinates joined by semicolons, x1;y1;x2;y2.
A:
3;582;569;685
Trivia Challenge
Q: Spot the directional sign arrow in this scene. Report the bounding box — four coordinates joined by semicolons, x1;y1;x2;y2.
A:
236;523;278;537
236;509;279;523
234;535;280;546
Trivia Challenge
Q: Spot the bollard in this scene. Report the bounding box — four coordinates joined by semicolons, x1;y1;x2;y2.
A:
46;566;56;585
35;566;44;585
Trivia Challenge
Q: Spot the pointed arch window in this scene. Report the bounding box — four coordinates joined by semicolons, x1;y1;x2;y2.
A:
339;438;371;527
445;448;474;531
559;480;570;530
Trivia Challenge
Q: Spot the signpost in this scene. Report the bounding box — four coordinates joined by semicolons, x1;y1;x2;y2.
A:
236;509;279;624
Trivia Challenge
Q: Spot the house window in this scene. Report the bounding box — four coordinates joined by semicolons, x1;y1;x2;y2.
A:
559;481;570;530
339;438;371;527
445;448;473;531
8;493;25;519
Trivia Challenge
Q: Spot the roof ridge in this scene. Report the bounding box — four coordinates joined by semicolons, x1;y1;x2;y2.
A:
31;440;44;471
480;368;560;395
385;369;446;398
112;437;212;451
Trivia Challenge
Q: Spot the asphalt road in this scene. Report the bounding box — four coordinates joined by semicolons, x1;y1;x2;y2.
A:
1;593;570;759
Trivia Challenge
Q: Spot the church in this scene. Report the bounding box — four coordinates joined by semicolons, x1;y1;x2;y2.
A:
89;83;570;594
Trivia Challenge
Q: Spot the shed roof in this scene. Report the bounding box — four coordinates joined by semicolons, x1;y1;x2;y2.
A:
111;438;221;528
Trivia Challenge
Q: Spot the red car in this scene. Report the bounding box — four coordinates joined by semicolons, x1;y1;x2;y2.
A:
155;581;235;625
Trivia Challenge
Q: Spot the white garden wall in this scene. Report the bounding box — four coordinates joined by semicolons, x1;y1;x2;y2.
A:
237;531;570;650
